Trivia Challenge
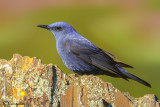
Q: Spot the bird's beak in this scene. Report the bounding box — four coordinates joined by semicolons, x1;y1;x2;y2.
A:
37;25;49;29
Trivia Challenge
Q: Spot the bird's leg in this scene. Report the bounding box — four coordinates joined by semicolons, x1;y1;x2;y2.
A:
75;73;79;77
68;73;80;79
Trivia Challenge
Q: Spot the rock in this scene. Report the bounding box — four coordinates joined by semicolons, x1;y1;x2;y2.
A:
0;54;159;107
132;94;160;107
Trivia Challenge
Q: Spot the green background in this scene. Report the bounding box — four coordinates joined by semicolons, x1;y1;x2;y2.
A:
0;4;160;98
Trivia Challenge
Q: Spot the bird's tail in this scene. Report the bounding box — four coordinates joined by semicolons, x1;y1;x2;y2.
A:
116;64;151;88
124;72;151;87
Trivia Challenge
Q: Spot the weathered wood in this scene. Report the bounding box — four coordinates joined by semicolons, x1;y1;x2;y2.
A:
0;54;159;107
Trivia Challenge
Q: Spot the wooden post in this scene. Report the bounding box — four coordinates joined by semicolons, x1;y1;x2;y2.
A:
0;54;159;107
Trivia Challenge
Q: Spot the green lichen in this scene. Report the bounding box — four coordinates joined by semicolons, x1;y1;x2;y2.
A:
108;84;115;101
54;76;68;97
13;98;17;103
34;87;43;98
88;99;104;107
51;74;68;106
33;75;52;100
79;76;108;107
11;70;25;86
21;84;28;90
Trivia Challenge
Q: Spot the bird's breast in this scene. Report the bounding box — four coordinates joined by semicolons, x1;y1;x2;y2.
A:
56;44;94;73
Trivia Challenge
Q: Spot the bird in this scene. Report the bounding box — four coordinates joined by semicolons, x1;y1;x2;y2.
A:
37;22;151;87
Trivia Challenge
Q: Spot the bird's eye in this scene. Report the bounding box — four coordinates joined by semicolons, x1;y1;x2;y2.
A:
56;27;62;31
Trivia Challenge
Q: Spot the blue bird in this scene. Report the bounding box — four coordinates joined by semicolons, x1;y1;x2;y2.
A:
38;22;151;87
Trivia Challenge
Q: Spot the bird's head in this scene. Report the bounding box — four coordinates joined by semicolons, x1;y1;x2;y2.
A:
37;22;76;40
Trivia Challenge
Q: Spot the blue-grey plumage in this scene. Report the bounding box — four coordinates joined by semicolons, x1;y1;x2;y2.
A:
37;22;151;87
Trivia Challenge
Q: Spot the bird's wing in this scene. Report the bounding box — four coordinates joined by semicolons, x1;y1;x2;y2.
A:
102;50;133;68
68;39;128;78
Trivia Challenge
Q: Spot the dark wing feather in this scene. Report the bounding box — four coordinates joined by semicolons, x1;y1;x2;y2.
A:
70;45;128;79
102;50;133;68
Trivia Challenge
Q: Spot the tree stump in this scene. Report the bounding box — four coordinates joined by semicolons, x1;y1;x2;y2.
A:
0;54;159;107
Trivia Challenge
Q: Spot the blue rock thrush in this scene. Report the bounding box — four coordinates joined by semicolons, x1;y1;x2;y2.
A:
38;22;151;87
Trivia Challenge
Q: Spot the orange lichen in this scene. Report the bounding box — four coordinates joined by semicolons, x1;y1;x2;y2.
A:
37;68;44;73
12;85;25;103
22;58;33;72
20;91;25;97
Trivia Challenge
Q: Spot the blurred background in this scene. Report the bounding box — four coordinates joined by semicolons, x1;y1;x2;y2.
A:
0;0;160;98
